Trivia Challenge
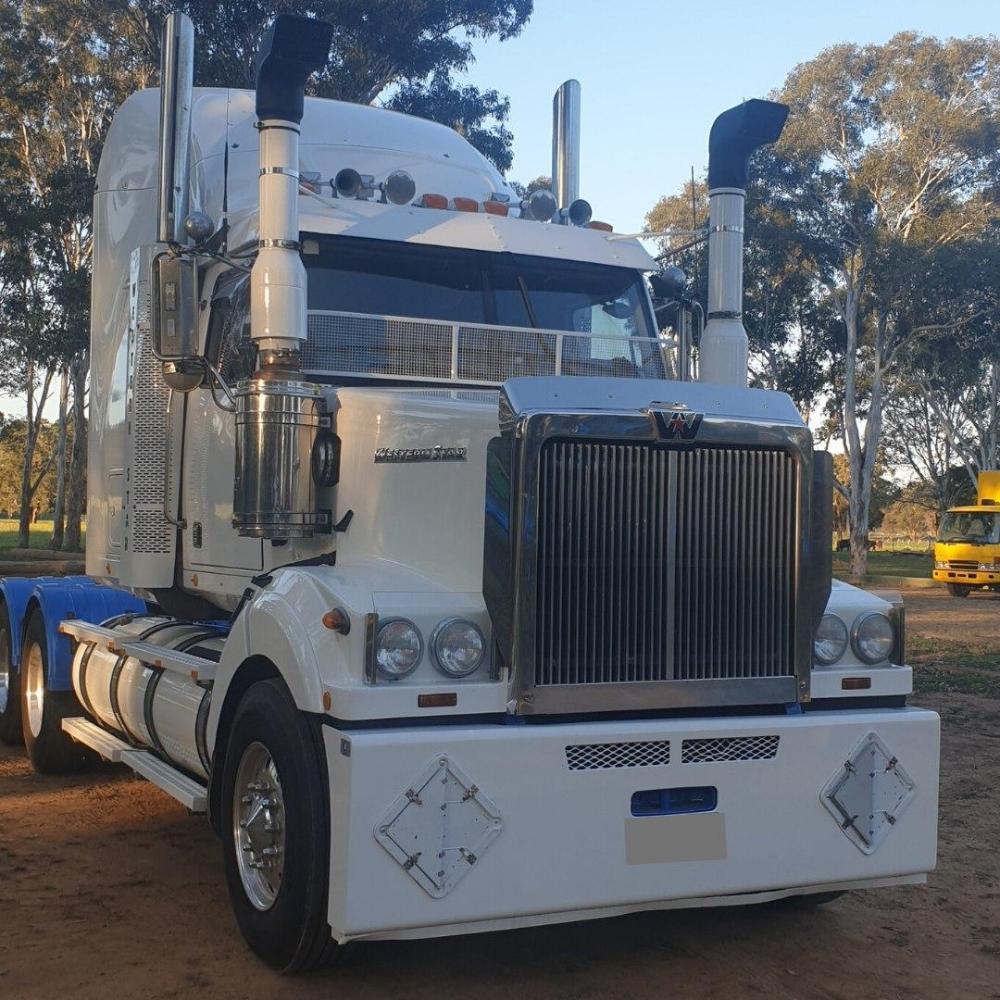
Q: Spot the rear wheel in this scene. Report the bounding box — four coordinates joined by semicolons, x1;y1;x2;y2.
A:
948;583;972;598
220;678;337;971
20;609;89;773
0;603;22;745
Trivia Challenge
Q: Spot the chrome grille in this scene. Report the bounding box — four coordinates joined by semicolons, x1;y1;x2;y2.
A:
534;442;798;687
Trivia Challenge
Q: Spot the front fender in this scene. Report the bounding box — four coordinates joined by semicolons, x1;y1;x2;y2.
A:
207;568;371;751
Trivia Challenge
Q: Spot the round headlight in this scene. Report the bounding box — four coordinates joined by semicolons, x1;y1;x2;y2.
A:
431;619;486;678
814;614;849;665
375;619;423;679
852;612;894;664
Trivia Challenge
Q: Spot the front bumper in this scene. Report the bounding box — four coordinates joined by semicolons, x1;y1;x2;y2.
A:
324;707;939;941
933;569;998;586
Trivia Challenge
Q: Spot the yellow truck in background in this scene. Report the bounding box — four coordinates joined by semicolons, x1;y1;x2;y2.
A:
934;471;1000;597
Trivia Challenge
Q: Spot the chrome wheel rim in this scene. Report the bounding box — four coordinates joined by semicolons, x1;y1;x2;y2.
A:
0;628;9;714
233;741;285;911
24;642;44;739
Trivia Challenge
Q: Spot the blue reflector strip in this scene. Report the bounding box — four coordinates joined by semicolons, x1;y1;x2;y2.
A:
630;785;717;817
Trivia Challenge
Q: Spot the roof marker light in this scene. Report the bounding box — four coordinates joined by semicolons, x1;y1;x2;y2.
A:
483;200;509;216
416;192;448;209
450;196;479;213
588;220;613;232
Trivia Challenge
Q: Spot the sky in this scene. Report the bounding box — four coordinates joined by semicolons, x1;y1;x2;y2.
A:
465;0;998;234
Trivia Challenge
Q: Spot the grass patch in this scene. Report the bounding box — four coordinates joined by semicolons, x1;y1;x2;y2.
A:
0;519;85;553
909;628;1000;698
913;668;1000;699
833;550;932;578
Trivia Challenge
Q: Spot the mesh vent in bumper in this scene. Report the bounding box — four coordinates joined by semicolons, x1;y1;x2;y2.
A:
565;740;671;771
681;735;780;764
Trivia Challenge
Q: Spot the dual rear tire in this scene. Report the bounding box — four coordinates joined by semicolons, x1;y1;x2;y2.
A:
19;608;89;773
0;603;22;744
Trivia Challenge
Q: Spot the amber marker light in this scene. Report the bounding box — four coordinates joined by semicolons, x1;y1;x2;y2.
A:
417;192;448;209
418;693;457;708
588;220;613;232
841;677;872;691
322;608;351;635
483;200;509;216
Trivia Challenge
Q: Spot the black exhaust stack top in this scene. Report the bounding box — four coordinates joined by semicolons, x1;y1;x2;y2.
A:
707;99;789;190
255;14;334;123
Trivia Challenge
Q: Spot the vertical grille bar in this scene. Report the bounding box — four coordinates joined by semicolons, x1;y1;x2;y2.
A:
534;441;797;688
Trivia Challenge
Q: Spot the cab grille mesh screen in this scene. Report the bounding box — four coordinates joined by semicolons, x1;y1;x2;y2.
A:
565;740;671;770
304;310;670;384
681;735;780;764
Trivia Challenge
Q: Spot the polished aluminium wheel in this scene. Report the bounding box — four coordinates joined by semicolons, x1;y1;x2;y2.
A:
23;640;45;741
233;740;286;911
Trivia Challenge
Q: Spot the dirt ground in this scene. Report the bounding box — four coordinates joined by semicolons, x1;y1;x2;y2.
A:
1;587;998;1000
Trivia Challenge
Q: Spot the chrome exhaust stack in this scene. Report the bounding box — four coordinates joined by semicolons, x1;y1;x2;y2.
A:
700;99;788;386
156;12;195;245
551;79;581;218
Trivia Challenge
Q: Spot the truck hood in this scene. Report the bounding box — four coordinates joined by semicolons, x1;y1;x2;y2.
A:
329;386;501;593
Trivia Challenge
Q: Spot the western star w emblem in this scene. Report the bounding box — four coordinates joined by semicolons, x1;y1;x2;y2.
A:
655;409;704;440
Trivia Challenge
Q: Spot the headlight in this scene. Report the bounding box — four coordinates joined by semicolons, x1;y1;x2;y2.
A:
431;618;486;678
851;612;894;664
814;614;849;665
979;562;998;571
375;619;423;679
935;560;948;569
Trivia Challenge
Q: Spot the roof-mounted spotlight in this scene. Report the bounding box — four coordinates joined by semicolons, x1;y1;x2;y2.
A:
520;188;557;222
334;167;375;199
381;170;416;205
560;198;592;227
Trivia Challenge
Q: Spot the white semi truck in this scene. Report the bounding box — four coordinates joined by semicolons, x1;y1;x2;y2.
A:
0;13;938;971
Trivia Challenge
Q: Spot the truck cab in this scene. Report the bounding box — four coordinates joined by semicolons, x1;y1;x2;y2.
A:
933;471;1000;596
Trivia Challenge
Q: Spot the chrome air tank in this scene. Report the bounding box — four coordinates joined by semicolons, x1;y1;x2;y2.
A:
71;617;225;779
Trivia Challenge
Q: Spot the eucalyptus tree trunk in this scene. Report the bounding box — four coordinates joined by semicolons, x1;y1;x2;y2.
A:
64;350;88;552
49;366;69;549
17;360;53;549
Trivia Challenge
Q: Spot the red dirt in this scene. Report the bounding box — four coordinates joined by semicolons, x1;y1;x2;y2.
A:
1;589;998;999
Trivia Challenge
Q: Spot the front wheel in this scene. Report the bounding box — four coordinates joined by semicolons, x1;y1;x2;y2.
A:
947;584;973;598
220;678;337;971
0;602;22;744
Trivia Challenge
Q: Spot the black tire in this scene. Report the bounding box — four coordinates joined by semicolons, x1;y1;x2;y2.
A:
220;678;337;972
0;602;22;745
948;583;972;598
20;608;89;773
780;890;845;908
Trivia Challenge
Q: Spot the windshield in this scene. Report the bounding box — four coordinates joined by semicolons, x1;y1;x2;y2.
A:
304;236;654;338
301;235;662;383
937;511;1000;544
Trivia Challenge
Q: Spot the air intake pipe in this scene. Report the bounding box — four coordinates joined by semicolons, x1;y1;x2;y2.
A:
234;15;334;539
250;14;334;367
700;99;788;386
